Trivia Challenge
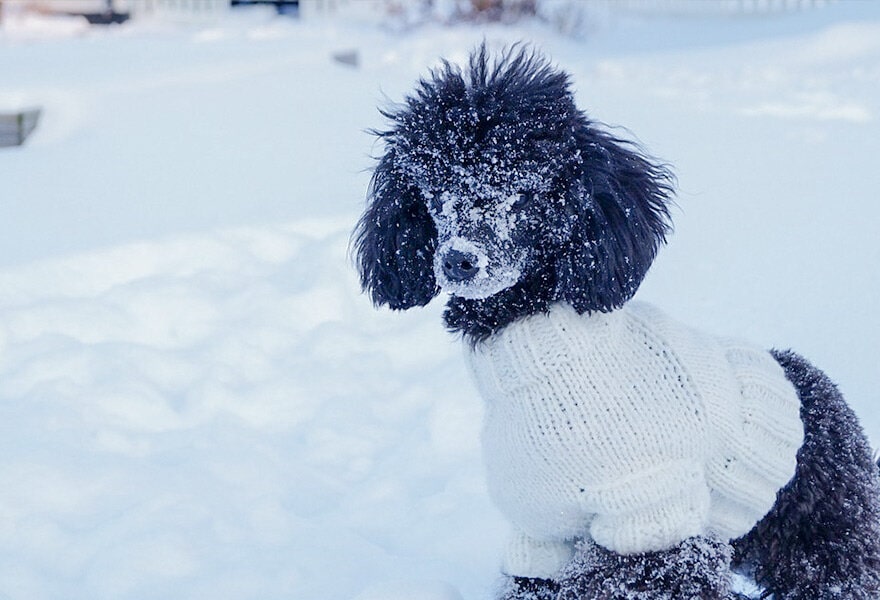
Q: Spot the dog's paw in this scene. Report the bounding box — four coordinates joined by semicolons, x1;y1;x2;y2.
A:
498;576;560;600
557;536;733;600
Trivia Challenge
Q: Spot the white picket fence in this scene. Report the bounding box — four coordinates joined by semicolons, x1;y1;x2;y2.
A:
595;0;835;17
297;0;835;19
120;0;333;20
121;0;230;19
0;0;230;20
289;0;838;31
0;0;837;25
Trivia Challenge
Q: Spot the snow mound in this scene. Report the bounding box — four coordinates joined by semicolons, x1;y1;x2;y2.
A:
0;220;499;599
353;579;464;600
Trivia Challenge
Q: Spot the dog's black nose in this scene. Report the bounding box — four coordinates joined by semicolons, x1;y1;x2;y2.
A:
442;249;480;282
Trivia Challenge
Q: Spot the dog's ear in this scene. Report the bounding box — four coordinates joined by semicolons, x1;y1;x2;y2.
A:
353;149;439;309
555;125;674;313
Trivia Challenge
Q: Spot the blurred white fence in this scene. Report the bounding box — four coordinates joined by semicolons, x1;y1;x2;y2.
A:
122;0;229;18
0;0;229;19
292;0;837;31
299;0;835;18
124;0;350;20
0;0;836;27
593;0;834;16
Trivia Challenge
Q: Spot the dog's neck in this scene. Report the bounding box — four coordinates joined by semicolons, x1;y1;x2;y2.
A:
443;266;557;347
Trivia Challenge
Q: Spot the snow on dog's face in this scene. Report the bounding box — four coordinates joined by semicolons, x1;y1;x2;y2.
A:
424;166;554;299
383;48;583;301
429;190;527;299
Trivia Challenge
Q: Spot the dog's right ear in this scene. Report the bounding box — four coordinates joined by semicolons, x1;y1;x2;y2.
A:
353;149;439;309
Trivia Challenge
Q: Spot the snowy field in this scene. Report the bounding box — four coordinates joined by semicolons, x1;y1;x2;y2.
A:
2;2;880;599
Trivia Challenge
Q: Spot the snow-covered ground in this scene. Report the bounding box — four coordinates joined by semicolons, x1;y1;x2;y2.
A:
1;3;879;599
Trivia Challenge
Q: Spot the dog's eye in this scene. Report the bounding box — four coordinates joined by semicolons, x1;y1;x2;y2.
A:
427;194;447;216
428;192;457;216
511;191;534;210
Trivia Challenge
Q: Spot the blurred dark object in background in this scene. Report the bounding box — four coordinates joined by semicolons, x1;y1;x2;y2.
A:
453;0;536;23
231;0;299;17
0;108;42;148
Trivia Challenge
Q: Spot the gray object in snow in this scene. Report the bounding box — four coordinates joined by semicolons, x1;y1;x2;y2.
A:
0;108;42;148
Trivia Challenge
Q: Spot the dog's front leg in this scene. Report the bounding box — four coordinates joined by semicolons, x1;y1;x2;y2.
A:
556;536;734;600
496;530;571;599
498;575;560;600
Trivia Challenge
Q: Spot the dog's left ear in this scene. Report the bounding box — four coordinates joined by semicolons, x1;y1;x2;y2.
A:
353;149;439;310
555;125;674;313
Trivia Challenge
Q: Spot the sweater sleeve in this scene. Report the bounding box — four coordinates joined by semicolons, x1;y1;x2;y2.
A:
585;460;711;555
502;529;574;579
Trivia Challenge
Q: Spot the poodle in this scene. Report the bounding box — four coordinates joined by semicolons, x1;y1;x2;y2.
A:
353;45;880;600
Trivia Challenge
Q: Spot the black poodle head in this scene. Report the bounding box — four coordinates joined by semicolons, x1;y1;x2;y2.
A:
354;44;674;329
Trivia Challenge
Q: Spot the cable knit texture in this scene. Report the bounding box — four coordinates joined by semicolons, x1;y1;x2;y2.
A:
465;302;803;578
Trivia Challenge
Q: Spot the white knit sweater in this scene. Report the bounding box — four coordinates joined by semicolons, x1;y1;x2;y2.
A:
465;302;803;579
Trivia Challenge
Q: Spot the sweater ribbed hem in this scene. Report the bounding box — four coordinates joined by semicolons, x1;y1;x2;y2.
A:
704;342;802;539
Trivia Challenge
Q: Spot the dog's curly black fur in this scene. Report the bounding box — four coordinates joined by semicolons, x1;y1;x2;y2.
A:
732;350;880;599
353;45;880;599
557;537;735;600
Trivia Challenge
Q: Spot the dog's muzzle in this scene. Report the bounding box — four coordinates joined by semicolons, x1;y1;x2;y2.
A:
434;238;523;300
442;249;480;282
